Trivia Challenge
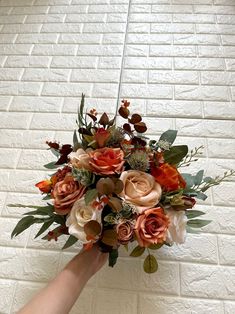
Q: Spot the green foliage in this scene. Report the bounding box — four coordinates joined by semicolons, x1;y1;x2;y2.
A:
11;216;35;238
109;248;119;267
178;145;204;168
164;145;188;165
158;130;177;149
62;235;78;249
73;130;81;151
34;220;54;238
187;219;211;229
148;243;163;250
43;161;59;169
185;210;205;219
143;254;158;274
130;245;145;257
84;189;98;205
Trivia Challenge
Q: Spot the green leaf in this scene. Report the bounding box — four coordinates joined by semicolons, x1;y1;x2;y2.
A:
143;254;158;274
73;130;80;151
84;189;98;205
109;249;118;267
194;170;204;186
34;220;54;238
164;145;188;165
62;235;78;249
130;245;145;257
186;226;200;234
8;204;42;209
43;161;59;169
186;210;205;219
159;130;177;147
50;148;60;158
11;216;35;238
203;176;213;183
195;191;207;201
23;205;54;216
42;194;51;201
148;243;163;250
182;173;194;188
187;219;212;229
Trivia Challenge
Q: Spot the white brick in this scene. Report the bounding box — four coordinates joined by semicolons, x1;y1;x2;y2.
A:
204;102;235;119
127;33;172;44
83;23;126;33
224;302;235;314
125;45;149;56
12;6;49;14
150;45;196;57
0;217;29;247
66;13;106;23
217;15;235;24
152;4;193;13
0;148;20;168
0;279;16;314
0;247;60;281
5;56;51;68
17;149;54;170
30;112;76;130
122;69;147;83
173;13;215;23
176;118;235;137
146;100;202;118
0;129;55;149
0;34;16;43
42;82;92;96
71;69;120;82
128;23;151;33
88;4;128;13
149;70;199;84
0;44;33;55
130;13;172;23
0;68;23;81
174;34;220;45
151;23;194;34
92;83;119;97
213;182;235;206
0;96;11;110
196;24;235;35
77;45;123;56
221;35;235;45
102;33;125;44
125;56;172;69
174;58;225;70
0;82;41;96
181;263;235;299
25;14;65;23
120;84;173;99
10;96;63;112
94;289;137;314
22;68;70;82
218;235;235;265
226;59;235;70
139;295;223;314
175;85;229;101
11;281;45;313
49;5;87;14
41;23;82;33
59;33;101;44
0;15;26;24
1;24;42;34
16;34;58;44
201;71;235;85
51;56;97;68
98;56;121;69
32;44;77;56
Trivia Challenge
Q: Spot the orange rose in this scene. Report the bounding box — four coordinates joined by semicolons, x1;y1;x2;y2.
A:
52;174;86;215
88;147;125;175
151;163;186;192
35;180;52;193
135;207;169;248
116;220;134;244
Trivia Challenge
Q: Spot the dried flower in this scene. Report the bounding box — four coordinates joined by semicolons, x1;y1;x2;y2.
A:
128;150;149;172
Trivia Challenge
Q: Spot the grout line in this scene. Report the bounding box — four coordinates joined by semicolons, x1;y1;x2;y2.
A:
115;0;132;116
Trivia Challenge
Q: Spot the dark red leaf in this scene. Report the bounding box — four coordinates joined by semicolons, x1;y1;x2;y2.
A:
99;112;109;126
128;114;142;124
46;141;60;150
87;113;97;122
118;106;129;119
123;123;132;133
134;122;147;133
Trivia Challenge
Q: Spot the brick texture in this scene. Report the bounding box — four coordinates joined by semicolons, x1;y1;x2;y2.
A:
0;0;235;313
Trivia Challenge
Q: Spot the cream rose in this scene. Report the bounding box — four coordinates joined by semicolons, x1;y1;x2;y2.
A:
69;148;92;171
66;197;101;243
118;170;162;213
165;210;187;244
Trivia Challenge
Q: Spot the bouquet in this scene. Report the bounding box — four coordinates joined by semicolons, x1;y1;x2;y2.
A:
11;95;234;273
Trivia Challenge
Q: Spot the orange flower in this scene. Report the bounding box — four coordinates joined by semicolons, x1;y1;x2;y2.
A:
88;147;125;175
135;207;169;248
52;174;86;215
94;127;110;148
35;180;52;193
151;163;186;192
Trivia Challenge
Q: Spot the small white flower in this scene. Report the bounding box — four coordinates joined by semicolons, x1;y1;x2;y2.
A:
166;210;187;244
66;197;101;243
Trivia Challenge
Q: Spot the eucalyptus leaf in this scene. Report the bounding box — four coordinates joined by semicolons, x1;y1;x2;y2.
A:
43;161;59;169
187;219;211;228
62;235;78;249
143;254;158;274
182;173;194;188
186;210;205;219
194;170;204;186
73;130;80;151
84;189;98;205
195;191;207;201
50;148;60;158
130;245;145;257
186;226;200;234
158;130;177;147
164;145;188;165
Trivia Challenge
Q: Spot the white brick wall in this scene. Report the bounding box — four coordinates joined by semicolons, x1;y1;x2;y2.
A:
0;0;234;313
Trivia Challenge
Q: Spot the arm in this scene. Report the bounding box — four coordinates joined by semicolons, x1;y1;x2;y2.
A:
18;245;108;314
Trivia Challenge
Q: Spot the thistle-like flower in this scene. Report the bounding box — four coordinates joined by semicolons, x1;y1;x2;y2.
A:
106;127;124;147
128;150;149;172
72;168;95;187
